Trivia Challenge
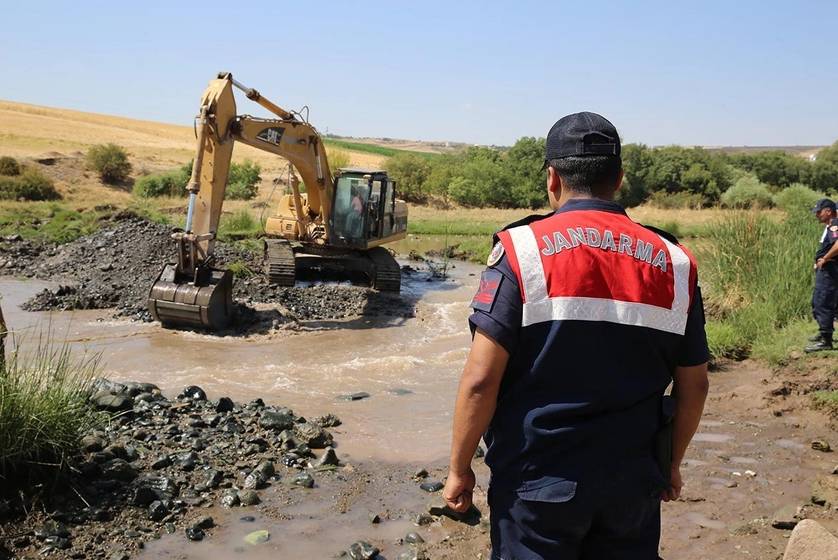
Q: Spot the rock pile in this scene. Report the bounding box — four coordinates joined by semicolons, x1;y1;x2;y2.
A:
1;378;342;558
7;212;414;323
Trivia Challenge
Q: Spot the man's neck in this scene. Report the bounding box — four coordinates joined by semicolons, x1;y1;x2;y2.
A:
556;191;613;209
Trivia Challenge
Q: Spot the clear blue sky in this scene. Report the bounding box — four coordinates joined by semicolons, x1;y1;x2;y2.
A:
1;1;836;147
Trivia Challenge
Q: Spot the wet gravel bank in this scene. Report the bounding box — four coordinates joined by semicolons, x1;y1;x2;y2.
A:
3;212;415;324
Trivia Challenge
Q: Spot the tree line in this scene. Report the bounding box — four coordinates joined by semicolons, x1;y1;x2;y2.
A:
385;138;838;209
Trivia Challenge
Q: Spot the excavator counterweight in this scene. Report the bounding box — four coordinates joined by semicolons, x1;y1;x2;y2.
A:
147;73;408;331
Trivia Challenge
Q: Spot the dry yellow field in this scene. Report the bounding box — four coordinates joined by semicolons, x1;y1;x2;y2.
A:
0;100;386;209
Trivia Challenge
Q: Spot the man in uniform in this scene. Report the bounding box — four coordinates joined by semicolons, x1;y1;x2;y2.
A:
806;198;838;352
443;112;709;559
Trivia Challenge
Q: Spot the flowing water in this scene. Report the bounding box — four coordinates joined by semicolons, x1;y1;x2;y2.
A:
2;259;484;464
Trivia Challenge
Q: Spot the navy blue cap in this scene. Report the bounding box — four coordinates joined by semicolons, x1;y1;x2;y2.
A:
542;112;621;170
812;198;836;213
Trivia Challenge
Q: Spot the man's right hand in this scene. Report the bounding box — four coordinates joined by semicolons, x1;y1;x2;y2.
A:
443;468;476;513
662;465;682;502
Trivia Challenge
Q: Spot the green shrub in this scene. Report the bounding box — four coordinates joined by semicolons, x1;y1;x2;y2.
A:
773;183;825;214
227;260;254;278
701;211;820;360
0;337;101;475
811;391;838;418
86;144;132;184
385;153;433;203
720;175;774;208
218;208;261;240
0;156;21;176
226;160;261;200
134;171;185;198
0;169;60;201
647;190;706;209
706;321;750;360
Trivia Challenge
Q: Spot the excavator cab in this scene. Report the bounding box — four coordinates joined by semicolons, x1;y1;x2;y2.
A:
329;169;404;247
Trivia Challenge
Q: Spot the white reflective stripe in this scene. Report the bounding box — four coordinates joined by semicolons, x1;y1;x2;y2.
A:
507;225;548;303
517;231;693;335
522;296;689;334
658;235;692;325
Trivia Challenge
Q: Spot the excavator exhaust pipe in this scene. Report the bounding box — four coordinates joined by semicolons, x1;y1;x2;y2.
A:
147;264;234;330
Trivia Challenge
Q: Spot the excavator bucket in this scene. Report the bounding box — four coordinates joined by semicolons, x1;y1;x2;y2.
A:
147;264;234;330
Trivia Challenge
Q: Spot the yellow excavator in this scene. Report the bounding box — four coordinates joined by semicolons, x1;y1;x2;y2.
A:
147;73;408;330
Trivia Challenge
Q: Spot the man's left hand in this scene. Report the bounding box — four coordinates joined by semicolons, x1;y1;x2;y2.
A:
443;468;476;513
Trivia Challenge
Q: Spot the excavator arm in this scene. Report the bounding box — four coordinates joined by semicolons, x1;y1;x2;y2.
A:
148;73;335;330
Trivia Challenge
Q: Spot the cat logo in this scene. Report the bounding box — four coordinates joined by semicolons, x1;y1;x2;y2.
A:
256;127;285;146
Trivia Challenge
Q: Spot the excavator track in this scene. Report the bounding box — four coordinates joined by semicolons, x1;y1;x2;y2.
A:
264;239;296;286
368;247;401;292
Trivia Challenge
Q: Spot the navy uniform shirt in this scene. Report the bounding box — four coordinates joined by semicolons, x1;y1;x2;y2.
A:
816;218;838;273
469;199;709;493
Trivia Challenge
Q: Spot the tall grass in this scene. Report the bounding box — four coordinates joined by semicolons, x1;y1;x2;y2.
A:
0;335;101;475
218;208;262;241
701;210;820;359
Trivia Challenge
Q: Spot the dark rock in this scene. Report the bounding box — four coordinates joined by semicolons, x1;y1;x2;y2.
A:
294;422;333;448
151;455;172;470
255;460;275;479
148;501;168;522
419;481;443;492
369;513;381;524
414;513;433;526
771;504;800;529
93;393;132;412
134;476;179;504
239;515;256;523
388;388;414;396
238;490;260;506
413;469;428;480
348;541;380;560
428;503;482;526
134;393;155;404
259;410;295;431
176;451;199;471
90;450;115;464
188;417;207;428
315;448;340;467
291;472;315;488
185;527;205;541
43;536;71;550
123;381;160;396
313;413;342;427
80;434;105;452
179;385;207;401
201;469;224;490
101;458;138;482
247;398;265;409
243;471;268;490
132;428;150;441
190;515;214;530
104;444;128;460
215;397;235;413
35;520;70;539
339;392;370;401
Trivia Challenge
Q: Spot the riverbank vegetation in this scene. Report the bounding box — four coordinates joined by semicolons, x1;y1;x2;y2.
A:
0;337;101;477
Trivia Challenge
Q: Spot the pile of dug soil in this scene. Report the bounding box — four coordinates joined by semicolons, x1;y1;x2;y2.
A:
11;212;413;323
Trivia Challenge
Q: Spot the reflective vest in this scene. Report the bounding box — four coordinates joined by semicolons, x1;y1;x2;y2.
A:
496;209;698;335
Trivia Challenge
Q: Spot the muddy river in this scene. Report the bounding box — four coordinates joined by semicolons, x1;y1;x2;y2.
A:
2;259;482;465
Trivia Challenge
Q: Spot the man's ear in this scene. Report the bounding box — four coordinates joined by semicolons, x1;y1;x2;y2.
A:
615;169;625;192
547;166;561;194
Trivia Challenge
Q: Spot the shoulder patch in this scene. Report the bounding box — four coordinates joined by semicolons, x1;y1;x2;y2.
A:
471;269;503;313
487;242;505;267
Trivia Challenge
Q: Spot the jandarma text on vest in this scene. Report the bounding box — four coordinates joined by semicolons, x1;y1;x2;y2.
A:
539;227;669;272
